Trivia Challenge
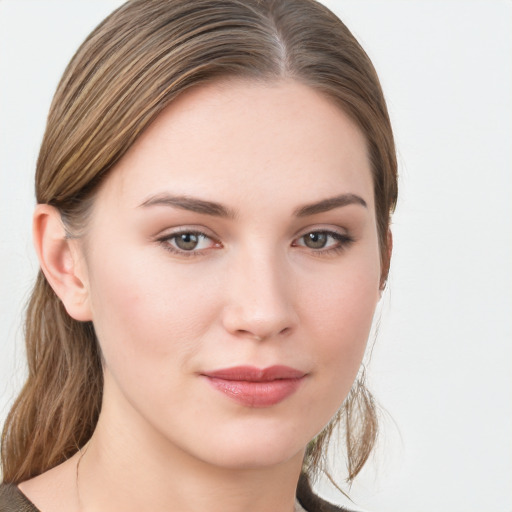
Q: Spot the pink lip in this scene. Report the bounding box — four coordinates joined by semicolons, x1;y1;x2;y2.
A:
202;365;306;408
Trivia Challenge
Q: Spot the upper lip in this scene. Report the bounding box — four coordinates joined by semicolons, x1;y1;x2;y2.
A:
202;365;306;381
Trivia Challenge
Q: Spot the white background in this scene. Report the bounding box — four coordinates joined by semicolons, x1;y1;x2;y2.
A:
0;1;511;511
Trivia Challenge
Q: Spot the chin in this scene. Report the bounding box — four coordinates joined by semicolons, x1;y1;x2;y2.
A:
202;442;304;471
181;420;311;470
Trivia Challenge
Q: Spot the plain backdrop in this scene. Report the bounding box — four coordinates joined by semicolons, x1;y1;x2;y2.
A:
0;1;511;511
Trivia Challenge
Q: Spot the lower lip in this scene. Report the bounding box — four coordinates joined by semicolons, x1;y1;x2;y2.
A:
205;377;303;407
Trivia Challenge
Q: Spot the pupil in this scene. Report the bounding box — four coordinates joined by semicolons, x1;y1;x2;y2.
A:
305;232;327;249
176;233;198;250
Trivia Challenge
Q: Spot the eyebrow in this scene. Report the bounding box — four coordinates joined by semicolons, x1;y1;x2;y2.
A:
294;193;367;217
139;192;367;219
139;193;237;219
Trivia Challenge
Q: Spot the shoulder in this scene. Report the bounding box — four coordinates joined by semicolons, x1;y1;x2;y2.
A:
296;473;357;512
0;483;40;512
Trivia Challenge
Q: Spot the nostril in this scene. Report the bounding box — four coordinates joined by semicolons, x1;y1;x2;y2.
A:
234;328;292;341
236;330;263;342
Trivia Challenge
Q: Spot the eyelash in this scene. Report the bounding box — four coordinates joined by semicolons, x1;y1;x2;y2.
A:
157;229;354;257
292;230;355;255
157;229;220;258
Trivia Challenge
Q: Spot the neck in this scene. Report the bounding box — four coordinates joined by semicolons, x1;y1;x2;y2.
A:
79;431;303;512
77;387;304;512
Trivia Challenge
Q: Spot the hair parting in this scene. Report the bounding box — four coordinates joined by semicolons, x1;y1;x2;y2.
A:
1;0;397;492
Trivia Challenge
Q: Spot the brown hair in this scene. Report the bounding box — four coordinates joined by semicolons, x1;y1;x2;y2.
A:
1;0;397;488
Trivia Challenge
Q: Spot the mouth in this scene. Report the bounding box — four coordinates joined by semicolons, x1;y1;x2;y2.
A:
201;365;307;408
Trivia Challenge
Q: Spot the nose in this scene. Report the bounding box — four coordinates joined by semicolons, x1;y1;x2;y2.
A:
221;251;298;342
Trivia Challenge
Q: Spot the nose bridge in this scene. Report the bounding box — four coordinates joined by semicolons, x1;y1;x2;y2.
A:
222;244;296;340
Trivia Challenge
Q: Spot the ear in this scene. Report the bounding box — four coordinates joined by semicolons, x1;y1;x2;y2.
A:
380;229;393;292
33;204;92;321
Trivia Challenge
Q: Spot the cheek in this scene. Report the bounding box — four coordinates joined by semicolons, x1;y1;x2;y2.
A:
85;248;220;379
300;255;380;384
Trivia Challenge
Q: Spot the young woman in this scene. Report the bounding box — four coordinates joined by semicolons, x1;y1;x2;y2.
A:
0;1;397;511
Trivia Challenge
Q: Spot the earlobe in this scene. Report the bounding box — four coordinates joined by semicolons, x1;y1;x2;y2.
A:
33;204;92;321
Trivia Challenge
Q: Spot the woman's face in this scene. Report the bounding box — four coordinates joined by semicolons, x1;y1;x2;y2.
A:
78;79;381;469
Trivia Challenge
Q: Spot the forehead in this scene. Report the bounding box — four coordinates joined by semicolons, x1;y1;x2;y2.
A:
96;78;374;214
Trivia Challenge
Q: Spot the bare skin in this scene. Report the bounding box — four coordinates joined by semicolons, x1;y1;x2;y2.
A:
21;79;381;512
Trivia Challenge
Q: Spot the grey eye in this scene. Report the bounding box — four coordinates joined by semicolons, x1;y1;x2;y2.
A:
302;232;328;249
174;233;200;251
